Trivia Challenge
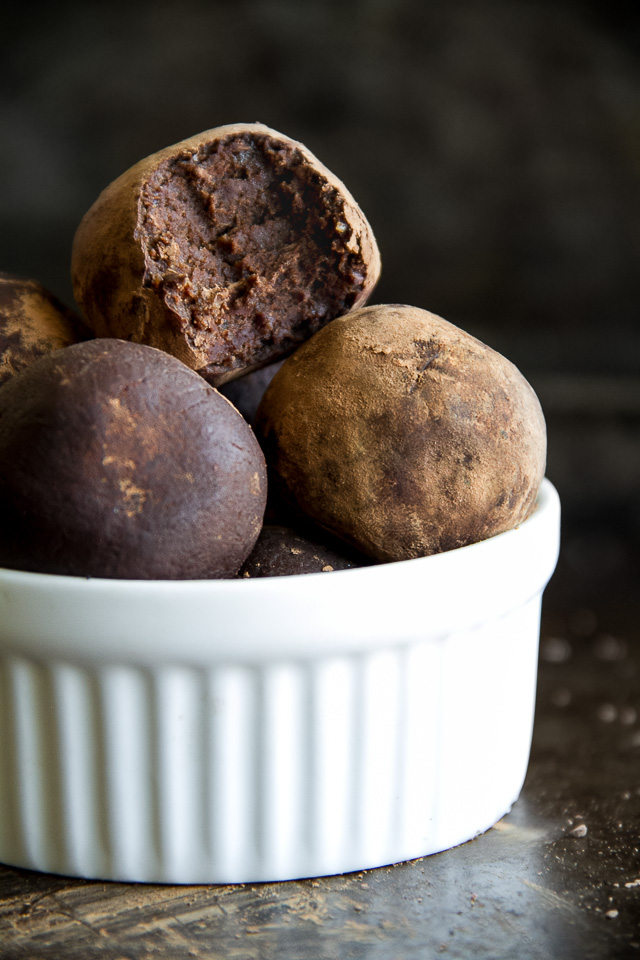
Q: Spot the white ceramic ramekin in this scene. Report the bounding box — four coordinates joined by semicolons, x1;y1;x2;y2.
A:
0;479;560;884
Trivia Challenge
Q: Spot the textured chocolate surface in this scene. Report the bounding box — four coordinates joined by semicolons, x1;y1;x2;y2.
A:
71;123;381;385
0;339;267;579
0;272;89;388
256;304;547;562
238;524;368;578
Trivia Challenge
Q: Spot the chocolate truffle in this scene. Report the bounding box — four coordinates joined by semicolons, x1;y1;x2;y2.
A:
238;524;368;578
219;359;284;425
71;123;381;386
0;339;267;579
0;272;89;388
255;304;546;563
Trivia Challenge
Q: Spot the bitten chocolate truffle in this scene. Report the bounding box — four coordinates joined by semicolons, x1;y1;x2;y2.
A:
0;272;89;388
256;304;547;563
0;339;267;579
238;524;368;578
71;123;381;386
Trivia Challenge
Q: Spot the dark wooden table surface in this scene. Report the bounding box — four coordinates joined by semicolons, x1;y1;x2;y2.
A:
1;545;639;960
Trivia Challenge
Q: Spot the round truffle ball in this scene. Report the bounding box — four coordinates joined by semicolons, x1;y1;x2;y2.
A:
71;123;381;386
0;339;267;579
238;524;369;578
0;272;89;388
255;304;547;562
219;359;284;426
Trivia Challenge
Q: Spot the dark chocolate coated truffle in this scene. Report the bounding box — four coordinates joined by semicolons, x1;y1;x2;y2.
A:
0;339;267;579
238;524;368;578
255;304;547;563
71;123;381;386
0;272;89;388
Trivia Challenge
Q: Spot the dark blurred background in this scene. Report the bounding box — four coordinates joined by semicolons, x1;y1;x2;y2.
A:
1;0;639;625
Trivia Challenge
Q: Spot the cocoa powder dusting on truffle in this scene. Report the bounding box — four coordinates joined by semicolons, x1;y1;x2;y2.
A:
255;305;546;563
0;273;88;387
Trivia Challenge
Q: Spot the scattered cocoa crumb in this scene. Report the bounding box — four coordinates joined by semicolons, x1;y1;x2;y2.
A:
569;824;588;838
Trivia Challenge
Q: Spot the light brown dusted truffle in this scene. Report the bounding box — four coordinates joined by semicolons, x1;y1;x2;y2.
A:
0;272;89;388
255;304;547;563
71;123;381;386
0;338;267;579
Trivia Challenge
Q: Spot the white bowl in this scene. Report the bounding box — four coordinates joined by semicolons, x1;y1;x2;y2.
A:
0;479;560;884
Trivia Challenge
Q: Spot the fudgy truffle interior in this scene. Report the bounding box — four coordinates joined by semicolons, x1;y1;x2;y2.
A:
137;133;367;380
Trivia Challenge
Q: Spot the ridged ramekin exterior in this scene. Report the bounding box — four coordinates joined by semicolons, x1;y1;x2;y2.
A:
0;600;540;883
0;481;560;883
